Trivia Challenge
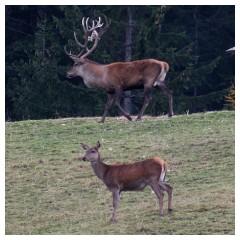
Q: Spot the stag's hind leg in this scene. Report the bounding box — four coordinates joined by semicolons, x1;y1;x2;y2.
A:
157;83;174;117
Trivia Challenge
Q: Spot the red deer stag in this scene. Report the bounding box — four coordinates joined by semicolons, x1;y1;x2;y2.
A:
81;141;173;222
65;16;173;123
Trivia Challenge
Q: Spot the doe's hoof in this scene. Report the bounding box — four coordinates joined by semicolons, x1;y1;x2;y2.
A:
110;218;117;223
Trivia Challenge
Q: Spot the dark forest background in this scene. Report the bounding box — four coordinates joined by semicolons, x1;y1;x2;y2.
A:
5;5;235;121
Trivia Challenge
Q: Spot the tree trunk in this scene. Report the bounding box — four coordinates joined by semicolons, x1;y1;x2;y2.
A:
193;6;199;113
123;6;133;115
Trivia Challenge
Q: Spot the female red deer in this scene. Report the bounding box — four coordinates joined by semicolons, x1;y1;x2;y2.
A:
65;16;174;123
81;141;173;222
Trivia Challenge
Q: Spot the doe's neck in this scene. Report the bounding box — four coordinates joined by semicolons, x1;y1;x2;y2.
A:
90;155;108;180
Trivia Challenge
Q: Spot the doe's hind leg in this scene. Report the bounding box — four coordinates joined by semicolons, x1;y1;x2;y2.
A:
150;182;165;216
159;181;173;212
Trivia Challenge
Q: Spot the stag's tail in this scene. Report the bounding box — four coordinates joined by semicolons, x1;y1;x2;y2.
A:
154;62;169;87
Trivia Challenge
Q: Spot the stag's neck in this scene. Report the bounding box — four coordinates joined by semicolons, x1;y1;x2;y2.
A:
90;156;109;180
81;60;105;88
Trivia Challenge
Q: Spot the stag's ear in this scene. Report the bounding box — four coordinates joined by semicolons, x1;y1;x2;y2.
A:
69;56;80;62
81;143;89;150
96;141;101;149
70;56;86;64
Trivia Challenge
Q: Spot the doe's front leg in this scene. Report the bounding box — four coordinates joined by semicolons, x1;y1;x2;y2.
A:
110;188;120;222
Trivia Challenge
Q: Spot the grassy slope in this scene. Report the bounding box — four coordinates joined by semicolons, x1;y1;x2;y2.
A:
5;111;235;234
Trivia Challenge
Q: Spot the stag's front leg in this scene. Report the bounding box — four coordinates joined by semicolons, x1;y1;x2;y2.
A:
99;93;114;123
136;87;152;121
114;89;132;121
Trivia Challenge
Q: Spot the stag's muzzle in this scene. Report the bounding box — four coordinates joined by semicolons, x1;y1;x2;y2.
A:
66;72;73;78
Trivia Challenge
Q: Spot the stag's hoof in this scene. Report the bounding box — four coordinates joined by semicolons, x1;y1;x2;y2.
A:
168;112;174;117
126;115;132;121
98;119;105;123
135;116;142;121
168;208;173;212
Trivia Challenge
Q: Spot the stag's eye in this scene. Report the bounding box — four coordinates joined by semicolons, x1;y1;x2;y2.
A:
90;150;95;153
74;62;84;67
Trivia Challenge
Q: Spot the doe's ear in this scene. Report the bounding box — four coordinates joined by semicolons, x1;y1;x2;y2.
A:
81;143;89;150
96;141;101;149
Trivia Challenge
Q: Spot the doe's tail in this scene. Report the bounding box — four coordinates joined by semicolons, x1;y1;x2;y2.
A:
159;162;168;182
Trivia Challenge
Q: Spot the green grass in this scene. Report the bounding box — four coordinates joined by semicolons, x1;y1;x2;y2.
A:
5;111;235;234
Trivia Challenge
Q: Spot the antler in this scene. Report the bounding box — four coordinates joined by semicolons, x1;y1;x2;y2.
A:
98;15;111;39
65;16;111;59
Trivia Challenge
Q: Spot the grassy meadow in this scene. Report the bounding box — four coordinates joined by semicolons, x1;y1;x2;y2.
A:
5;111;235;234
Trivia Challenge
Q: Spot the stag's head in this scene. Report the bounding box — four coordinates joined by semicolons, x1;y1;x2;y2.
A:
65;16;111;78
81;141;101;163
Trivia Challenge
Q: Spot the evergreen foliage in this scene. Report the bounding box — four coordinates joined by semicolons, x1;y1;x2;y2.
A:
5;5;235;120
225;83;235;110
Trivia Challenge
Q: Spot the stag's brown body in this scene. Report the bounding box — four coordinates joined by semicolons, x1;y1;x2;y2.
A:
81;142;173;222
65;16;173;123
68;57;169;91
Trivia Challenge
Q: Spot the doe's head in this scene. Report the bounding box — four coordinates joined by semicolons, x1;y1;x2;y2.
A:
81;141;101;162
